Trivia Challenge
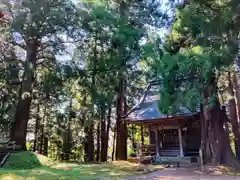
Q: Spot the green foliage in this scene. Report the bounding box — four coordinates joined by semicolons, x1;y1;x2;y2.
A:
0;0;170;163
147;0;240;112
26;142;31;151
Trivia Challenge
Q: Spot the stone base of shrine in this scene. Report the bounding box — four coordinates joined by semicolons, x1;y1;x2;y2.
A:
152;156;198;167
128;156;152;164
128;156;199;167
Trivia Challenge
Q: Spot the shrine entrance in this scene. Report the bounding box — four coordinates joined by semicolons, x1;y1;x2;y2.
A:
161;129;179;147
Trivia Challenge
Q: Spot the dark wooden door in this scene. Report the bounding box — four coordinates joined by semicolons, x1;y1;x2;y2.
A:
162;129;179;147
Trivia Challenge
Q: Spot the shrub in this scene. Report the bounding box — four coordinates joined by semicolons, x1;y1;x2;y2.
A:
26;142;31;151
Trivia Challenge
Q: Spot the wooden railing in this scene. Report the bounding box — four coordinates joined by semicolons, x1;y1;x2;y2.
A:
0;138;16;167
0;138;16;151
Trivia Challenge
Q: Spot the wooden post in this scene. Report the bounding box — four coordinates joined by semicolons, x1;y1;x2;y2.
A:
159;130;163;148
148;127;151;144
199;148;204;172
178;127;184;157
154;127;160;156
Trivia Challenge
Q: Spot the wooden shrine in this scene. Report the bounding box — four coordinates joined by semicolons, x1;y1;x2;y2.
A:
123;81;201;160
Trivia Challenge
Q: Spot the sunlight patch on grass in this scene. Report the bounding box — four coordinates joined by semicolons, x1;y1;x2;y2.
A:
34;153;56;166
51;163;80;168
100;168;111;172
109;171;123;176
29;169;58;176
0;174;36;180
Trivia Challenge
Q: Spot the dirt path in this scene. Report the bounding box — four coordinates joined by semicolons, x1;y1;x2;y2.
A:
125;168;240;180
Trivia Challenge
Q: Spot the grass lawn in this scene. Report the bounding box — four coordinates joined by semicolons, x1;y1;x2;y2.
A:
0;152;163;180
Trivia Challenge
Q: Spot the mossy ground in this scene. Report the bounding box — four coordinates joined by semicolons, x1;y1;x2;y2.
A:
0;152;163;180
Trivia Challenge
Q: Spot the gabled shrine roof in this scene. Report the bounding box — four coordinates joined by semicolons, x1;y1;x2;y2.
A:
123;81;200;122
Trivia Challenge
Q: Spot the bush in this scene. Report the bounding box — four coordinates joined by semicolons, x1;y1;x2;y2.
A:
26;142;31;151
3;151;42;169
129;153;137;157
128;147;137;157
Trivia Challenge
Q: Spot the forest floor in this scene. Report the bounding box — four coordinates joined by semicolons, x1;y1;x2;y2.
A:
125;166;240;180
1;152;240;179
0;152;164;180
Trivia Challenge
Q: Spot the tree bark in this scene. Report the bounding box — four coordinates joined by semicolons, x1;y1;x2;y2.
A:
100;105;112;162
233;72;240;119
43;137;48;156
100;107;106;162
33;102;40;152
39;106;47;154
115;78;127;160
105;106;112;160
227;72;240;160
141;125;144;146
39;123;44;154
200;103;213;163
84;123;94;162
131;124;136;153
0;93;6;121
201;75;240;168
96;121;100;162
112;126;116;161
62;99;73;161
11;39;38;150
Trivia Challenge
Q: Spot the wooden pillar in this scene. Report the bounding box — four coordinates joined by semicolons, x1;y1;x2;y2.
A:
154;127;160;156
159;130;163;148
148;127;151;144
178;127;184;157
160;137;163;148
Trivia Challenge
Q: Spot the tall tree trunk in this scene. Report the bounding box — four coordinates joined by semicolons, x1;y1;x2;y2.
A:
63;99;73;161
100;107;106;162
0;94;7;137
227;72;240;160
33;102;40;152
0;93;6;121
116;78;127;160
201;75;240;168
84;123;94;162
112;126;116;161
131;124;136;153
67;99;73;160
100;105;112;162
105;106;112;160
43;137;48;156
39;105;47;154
233;72;240;118
11;39;38;150
39;122;44;154
82;93;94;162
200;103;213;163
141;125;144;146
96;121;100;162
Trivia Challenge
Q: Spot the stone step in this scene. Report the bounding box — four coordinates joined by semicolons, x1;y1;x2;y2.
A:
152;156;199;167
159;150;180;153
159;147;181;157
159;154;180;157
160;149;180;152
164;145;179;148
